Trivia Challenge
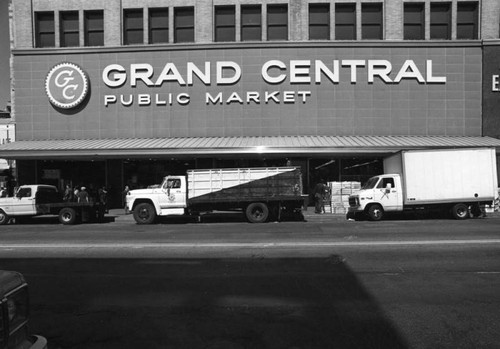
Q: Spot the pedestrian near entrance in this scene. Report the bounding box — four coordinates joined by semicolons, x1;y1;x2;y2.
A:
123;185;130;214
77;187;89;203
98;186;108;212
63;185;73;202
314;179;326;214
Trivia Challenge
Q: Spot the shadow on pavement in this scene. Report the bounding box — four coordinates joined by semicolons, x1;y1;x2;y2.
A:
3;257;409;349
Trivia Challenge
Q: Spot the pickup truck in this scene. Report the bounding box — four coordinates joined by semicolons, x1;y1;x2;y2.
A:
0;270;48;349
0;185;105;225
126;167;305;224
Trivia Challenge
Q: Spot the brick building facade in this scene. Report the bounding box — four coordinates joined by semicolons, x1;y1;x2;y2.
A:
1;0;500;206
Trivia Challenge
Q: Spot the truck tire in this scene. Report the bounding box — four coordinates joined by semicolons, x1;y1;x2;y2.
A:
133;203;157;224
59;208;78;225
367;204;384;221
0;209;9;225
245;202;269;223
451;203;469;220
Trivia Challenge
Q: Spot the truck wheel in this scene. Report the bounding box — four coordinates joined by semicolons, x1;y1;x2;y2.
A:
59;208;77;225
451;203;469;220
133;203;157;224
246;202;269;223
0;210;9;225
367;204;384;221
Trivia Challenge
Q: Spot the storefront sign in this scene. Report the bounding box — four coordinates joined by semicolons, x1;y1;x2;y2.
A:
45;62;89;109
493;74;500;92
482;45;500;137
100;59;446;107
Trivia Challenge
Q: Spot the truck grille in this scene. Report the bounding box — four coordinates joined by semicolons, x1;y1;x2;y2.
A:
348;197;358;207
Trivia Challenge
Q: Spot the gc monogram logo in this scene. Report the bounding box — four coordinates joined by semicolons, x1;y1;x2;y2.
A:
45;62;89;109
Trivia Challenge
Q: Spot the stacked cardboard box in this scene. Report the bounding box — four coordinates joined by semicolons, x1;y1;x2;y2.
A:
326;181;361;214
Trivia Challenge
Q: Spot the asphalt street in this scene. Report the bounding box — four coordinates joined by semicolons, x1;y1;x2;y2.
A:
0;210;499;349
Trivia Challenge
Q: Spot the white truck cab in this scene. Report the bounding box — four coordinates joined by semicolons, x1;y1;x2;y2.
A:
126;176;188;222
0;185;57;220
348;174;403;220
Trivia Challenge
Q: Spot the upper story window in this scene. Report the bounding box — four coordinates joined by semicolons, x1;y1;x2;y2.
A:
335;3;356;40
84;10;104;46
309;3;330;40
149;8;169;44
241;5;261;41
457;2;478;39
123;9;144;45
430;2;451;39
214;6;235;42
60;11;79;47
361;3;383;39
174;7;195;43
267;4;288;41
404;3;425;40
35;12;55;48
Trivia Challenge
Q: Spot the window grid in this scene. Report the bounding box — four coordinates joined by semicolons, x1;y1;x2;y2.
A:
35;12;55;48
309;3;330;40
174;7;195;43
84;10;104;47
31;2;488;48
215;6;236;42
335;3;356;40
457;1;478;39
361;3;383;40
123;8;144;45
430;2;451;40
404;3;425;40
241;5;261;41
149;8;169;44
60;11;79;47
267;4;288;41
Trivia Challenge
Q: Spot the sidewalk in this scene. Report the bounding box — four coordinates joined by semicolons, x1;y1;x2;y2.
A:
109;207;499;223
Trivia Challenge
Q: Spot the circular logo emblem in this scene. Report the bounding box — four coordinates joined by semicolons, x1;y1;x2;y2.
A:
45;62;89;109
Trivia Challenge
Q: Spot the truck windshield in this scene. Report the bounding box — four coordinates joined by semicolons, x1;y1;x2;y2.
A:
362;177;380;189
163;179;181;189
16;188;31;198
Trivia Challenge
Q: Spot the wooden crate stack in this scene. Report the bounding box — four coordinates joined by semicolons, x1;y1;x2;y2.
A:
327;181;361;214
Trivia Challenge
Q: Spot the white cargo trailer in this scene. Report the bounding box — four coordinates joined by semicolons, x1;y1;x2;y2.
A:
347;148;498;220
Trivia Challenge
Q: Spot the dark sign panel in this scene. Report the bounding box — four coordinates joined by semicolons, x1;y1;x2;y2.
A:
483;44;500;139
13;45;482;141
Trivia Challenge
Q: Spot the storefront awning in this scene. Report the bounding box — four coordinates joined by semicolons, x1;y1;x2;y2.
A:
0;135;499;160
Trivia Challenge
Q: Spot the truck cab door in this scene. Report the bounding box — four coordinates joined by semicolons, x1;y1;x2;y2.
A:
375;177;402;211
13;187;36;215
159;177;187;209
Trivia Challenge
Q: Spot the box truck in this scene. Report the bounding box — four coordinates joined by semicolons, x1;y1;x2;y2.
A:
126;167;305;224
347;148;498;221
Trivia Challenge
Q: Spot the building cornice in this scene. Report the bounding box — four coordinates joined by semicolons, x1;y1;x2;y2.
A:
11;40;484;56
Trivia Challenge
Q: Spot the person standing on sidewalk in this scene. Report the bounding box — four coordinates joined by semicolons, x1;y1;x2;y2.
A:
314;179;326;214
122;185;130;214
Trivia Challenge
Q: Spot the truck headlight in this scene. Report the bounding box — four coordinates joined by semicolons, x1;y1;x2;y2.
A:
348;196;360;207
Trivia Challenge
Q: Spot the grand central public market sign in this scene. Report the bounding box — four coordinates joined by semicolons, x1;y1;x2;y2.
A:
45;59;447;109
101;59;446;107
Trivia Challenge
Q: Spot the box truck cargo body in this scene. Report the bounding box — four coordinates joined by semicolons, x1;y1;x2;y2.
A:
126;167;305;224
348;148;498;220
